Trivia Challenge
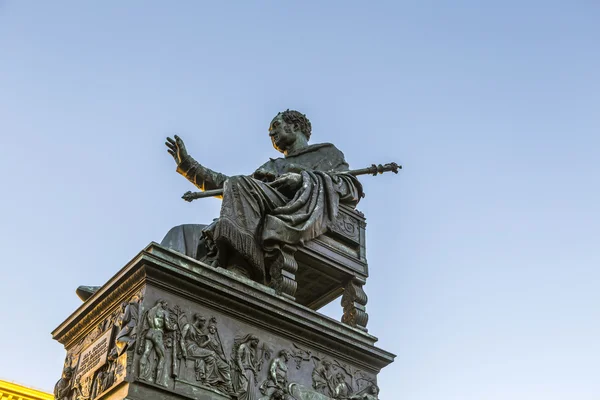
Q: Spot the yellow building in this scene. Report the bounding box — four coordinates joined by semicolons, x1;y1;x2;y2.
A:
0;379;53;400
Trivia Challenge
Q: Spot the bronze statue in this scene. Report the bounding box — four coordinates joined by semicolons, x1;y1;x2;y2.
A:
74;110;398;303
166;110;364;284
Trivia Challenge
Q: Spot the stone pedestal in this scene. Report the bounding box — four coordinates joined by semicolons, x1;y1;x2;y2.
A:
52;243;394;400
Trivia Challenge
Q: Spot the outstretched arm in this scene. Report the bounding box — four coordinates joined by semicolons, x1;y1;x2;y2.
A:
166;135;229;191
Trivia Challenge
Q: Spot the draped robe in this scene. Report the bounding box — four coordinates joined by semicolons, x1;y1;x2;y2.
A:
176;143;363;283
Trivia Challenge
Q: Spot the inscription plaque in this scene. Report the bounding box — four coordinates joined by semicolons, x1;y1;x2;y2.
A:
75;329;112;381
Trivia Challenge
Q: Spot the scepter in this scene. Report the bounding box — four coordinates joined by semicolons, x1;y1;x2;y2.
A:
181;162;401;202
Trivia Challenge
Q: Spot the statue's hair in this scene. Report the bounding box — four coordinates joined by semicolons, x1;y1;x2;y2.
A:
231;334;260;361
279;349;290;357
193;313;206;322
279;109;312;141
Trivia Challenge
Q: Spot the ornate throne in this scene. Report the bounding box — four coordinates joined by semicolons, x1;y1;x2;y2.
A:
161;204;370;331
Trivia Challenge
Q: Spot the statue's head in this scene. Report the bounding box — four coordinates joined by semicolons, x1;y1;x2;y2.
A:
193;313;206;326
269;109;312;153
250;335;259;347
369;384;380;395
62;366;73;379
279;349;290;361
271;389;285;400
336;372;345;382
156;299;168;308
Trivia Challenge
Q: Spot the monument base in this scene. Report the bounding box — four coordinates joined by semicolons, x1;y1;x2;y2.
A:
52;243;394;400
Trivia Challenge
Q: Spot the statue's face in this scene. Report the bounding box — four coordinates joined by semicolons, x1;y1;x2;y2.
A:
269;114;298;153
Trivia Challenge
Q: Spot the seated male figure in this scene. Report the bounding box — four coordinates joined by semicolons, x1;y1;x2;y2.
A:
165;110;362;285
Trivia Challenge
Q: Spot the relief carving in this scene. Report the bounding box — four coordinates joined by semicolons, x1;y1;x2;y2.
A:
138;299;176;387
54;289;144;400
115;294;141;355
259;349;291;396
267;343;377;400
231;334;261;400
53;362;74;400
177;313;234;395
132;301;274;398
349;384;379;400
330;212;360;242
312;358;336;396
59;294;380;400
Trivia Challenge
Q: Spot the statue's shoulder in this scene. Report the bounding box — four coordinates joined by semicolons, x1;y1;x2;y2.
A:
290;142;345;157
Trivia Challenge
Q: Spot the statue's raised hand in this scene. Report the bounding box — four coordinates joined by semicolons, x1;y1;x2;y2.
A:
165;135;189;165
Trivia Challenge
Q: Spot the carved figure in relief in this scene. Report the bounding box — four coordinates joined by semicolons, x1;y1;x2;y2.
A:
269;389;286;400
93;348;119;397
138;299;175;387
73;374;94;400
206;318;229;366
179;313;234;394
115;294;140;355
311;359;335;396
231;334;260;400
53;366;74;400
259;349;290;395
287;383;331;400
333;372;353;399
349;384;379;400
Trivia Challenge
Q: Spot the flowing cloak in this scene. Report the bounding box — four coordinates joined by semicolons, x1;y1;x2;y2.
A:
116;300;139;348
176;143;363;283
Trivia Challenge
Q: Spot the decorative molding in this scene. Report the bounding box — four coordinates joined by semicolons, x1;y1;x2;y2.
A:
55;267;146;347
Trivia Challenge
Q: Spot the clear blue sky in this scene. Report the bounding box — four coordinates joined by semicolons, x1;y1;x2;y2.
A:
1;1;599;398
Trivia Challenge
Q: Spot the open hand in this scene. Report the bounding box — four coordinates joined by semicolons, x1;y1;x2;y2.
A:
270;172;303;195
165;135;189;165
